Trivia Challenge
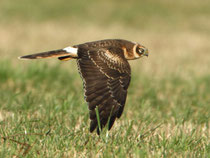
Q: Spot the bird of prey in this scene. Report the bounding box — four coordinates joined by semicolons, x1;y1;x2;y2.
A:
19;39;149;134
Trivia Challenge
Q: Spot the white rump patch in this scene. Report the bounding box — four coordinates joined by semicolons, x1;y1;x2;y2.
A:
63;46;78;56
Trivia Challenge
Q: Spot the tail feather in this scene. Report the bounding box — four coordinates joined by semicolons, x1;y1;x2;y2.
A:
18;49;72;60
58;56;75;61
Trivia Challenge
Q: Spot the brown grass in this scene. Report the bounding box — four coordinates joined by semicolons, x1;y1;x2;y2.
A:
1;21;209;79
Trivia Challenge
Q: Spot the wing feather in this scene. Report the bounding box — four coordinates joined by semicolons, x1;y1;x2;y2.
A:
77;47;131;133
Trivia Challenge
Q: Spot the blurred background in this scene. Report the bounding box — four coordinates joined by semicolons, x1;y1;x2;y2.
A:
1;0;210;135
0;0;209;156
1;0;210;77
1;0;210;128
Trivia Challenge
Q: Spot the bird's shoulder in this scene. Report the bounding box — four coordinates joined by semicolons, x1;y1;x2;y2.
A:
77;46;131;75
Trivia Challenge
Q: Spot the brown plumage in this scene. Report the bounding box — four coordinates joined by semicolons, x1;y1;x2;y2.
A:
19;39;149;134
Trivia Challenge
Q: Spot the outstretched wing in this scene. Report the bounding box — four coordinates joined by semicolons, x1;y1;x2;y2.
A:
77;47;131;134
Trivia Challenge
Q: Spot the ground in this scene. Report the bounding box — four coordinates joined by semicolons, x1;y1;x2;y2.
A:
0;0;209;157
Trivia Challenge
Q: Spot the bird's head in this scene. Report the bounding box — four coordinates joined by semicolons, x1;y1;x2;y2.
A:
123;42;149;60
133;44;149;59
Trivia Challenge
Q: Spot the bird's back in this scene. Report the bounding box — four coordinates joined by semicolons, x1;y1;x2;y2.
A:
74;39;134;49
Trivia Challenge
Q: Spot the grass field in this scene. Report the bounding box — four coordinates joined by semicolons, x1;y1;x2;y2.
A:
0;0;210;157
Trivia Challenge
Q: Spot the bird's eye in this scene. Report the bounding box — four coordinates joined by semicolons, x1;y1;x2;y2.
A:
136;47;145;55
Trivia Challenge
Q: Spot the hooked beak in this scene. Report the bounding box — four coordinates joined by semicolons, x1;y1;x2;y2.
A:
143;48;149;57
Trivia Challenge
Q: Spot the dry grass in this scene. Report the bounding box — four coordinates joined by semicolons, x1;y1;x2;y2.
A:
0;0;209;157
1;21;210;78
0;22;209;157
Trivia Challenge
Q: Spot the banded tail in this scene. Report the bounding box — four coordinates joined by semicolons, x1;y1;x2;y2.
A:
18;46;78;61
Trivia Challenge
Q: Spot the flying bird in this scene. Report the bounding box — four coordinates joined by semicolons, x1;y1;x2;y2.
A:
19;39;149;134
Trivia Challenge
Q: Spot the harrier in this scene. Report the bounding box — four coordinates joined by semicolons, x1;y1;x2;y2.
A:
19;39;149;134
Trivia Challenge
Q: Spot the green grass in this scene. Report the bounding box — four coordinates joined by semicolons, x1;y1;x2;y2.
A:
0;60;209;157
1;0;210;32
0;0;210;157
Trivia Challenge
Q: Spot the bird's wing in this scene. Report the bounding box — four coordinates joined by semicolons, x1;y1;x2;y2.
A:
77;47;131;134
